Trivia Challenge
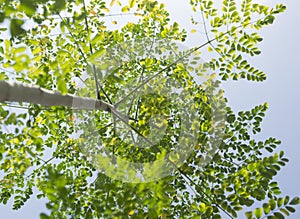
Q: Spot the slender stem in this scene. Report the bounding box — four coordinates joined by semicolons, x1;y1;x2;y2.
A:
82;0;113;104
82;0;99;94
25;156;55;180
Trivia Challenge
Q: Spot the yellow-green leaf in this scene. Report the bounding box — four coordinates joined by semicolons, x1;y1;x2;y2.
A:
110;0;116;7
129;0;136;8
254;208;262;218
128;210;135;216
122;6;130;12
88;48;106;61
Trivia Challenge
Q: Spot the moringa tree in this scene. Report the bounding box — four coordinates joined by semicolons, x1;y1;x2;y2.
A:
0;0;299;218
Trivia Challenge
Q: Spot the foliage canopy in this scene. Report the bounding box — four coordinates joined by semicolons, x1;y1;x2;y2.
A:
0;0;299;218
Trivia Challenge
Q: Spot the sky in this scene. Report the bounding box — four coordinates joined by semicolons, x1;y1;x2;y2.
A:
0;0;300;218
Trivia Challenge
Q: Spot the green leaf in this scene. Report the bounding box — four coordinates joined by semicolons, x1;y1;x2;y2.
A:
10;19;25;38
40;213;49;219
254;208;262;218
277;197;284;207
212;214;222;219
263;203;271;214
245;211;253;219
37;194;44;199
20;0;37;16
57;79;67;94
226;114;235;123
55;176;67;188
86;210;93;219
284;196;290;205
280;208;289;216
54;0;66;11
286;206;296;213
290;197;300;205
273;212;284;219
269;199;276;210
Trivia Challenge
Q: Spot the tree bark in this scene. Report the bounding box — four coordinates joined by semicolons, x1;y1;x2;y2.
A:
0;80;113;111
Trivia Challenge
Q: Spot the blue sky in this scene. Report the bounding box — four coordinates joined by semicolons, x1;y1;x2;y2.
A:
1;0;299;218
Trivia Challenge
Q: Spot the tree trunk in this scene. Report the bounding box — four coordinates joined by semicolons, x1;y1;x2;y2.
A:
0;80;112;111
